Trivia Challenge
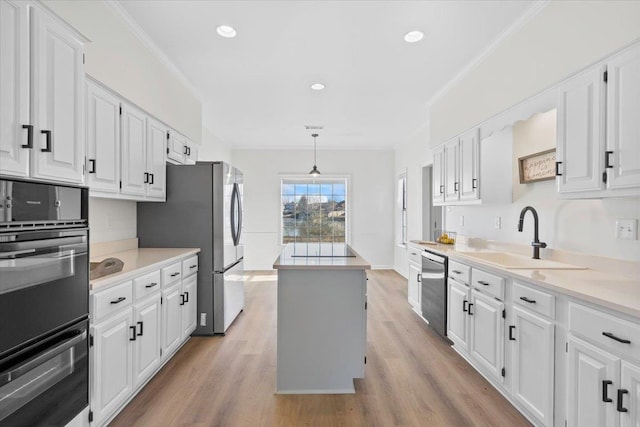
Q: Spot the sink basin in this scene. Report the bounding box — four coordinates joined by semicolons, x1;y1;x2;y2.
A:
456;251;587;270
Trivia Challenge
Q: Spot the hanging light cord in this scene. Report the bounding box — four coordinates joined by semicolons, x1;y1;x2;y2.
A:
313;134;317;166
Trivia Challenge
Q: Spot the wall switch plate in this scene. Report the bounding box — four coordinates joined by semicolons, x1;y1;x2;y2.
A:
494;216;501;229
200;313;207;326
615;219;637;240
459;215;465;227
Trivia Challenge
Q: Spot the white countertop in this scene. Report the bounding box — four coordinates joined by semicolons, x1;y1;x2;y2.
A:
273;244;371;270
90;248;200;290
409;240;640;319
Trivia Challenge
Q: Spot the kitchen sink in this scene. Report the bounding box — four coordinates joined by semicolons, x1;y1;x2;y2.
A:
456;251;587;270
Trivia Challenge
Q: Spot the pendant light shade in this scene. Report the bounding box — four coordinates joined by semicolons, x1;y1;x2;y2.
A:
309;133;321;176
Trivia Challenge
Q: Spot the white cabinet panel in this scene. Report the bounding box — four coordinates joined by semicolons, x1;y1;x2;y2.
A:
447;279;470;350
621;362;640;427
185;140;197;165
167;130;186;163
606;44;640;190
0;0;30;178
408;262;421;310
120;103;147;196
30;7;84;184
459;128;479;201
432;146;445;205
469;289;504;381
567;336;620;427
162;283;182;359
86;80;120;192
133;294;161;387
146;117;167;199
556;66;606;193
444;139;459;202
181;274;198;339
511;306;554;426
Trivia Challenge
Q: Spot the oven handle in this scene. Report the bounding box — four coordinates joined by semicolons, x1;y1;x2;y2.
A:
0;329;86;387
0;249;37;259
0;236;86;255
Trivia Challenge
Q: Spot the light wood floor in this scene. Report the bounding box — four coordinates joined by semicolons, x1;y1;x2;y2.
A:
110;270;531;427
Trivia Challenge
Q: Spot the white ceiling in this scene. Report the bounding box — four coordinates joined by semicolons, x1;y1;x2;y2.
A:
118;1;536;149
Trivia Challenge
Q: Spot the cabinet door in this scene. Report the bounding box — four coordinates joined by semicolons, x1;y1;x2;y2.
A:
459;129;479;201
556;66;606;193
181;274;198;339
30;7;84;184
511;306;554;427
447;279;470;350
86;81;120;193
185;140;197;165
567;336;620;427
91;310;133;425
408;262;421;310
133;294;161;388
469;289;504;381
162;283;182;359
444;139;459;202
432;146;445;205
146;117;167;199
606;45;640;190
0;0;30;178
621;361;640;427
167;130;186;163
120;103;147;196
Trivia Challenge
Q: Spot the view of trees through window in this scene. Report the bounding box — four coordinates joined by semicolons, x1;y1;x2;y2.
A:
281;179;347;244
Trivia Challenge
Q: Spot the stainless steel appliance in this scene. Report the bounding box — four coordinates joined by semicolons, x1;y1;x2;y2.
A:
0;177;89;426
421;249;449;341
137;162;244;335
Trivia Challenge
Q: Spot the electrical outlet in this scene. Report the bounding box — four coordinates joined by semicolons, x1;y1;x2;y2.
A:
615;219;637;240
459;215;465;227
200;313;207;326
494;216;501;229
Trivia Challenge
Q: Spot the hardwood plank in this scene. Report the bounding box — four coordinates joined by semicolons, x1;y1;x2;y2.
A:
109;270;531;427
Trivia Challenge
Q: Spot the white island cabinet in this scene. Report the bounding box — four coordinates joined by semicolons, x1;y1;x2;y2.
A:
273;244;370;394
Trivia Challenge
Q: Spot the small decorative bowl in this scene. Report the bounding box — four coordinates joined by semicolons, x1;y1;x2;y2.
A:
433;230;457;245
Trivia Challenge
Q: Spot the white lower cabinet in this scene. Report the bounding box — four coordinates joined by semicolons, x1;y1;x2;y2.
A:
621;362;640;427
447;279;470;350
408;262;421;311
181;274;198;339
511;306;554;426
469;289;504;381
162;282;183;358
132;294;162;387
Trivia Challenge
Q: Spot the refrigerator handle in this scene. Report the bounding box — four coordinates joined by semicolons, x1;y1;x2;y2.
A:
236;183;242;245
230;183;239;246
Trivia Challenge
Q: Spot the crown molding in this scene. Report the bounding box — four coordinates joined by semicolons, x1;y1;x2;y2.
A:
104;0;201;101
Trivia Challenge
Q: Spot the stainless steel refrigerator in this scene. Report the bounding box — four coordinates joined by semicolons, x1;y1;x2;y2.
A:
137;161;244;335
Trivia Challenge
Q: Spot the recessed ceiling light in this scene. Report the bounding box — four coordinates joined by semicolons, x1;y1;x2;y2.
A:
403;30;424;43
216;25;237;38
310;83;325;91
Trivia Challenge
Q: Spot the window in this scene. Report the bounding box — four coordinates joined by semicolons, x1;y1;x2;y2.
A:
281;178;348;245
398;173;407;245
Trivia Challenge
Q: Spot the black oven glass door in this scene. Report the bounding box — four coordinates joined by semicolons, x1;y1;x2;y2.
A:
0;229;89;358
0;319;88;426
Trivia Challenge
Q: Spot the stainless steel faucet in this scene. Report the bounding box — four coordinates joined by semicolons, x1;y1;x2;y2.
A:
517;206;547;259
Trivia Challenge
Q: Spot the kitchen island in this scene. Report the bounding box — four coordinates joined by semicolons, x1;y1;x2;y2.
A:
273;243;371;394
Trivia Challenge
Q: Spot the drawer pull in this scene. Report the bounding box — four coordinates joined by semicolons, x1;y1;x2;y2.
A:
602;332;631;344
190;264;197;269
110;297;126;304
519;296;536;304
477;280;490;286
462;300;468;313
452;270;462;274
617;389;628;413
145;282;158;288
170;272;180;277
602;380;613;403
509;325;516;341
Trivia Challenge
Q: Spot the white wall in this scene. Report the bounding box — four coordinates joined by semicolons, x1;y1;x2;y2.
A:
198;127;232;163
231;149;395;270
89;198;137;243
43;0;202;141
445;114;640;261
393;125;433;277
430;1;640;145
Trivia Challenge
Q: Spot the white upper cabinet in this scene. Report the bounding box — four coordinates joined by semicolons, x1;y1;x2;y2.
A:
167;130;186;163
0;0;30;178
86;80;120;193
459;128;480;201
146;117;167;199
0;3;85;183
30;7;85;184
185;140;198;165
120;102;147;196
606;44;640;190
432;145;445;205
444;138;459;202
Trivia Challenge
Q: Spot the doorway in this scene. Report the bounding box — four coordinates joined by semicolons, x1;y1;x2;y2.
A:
422;165;442;241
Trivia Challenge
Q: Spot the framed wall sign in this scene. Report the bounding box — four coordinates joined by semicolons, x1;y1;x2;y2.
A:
518;148;556;184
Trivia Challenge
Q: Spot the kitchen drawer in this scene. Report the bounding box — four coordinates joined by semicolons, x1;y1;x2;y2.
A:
92;281;133;322
471;268;504;301
408;247;421;265
512;281;555;319
162;262;182;287
182;256;199;277
134;270;161;300
569;302;640;361
448;260;470;285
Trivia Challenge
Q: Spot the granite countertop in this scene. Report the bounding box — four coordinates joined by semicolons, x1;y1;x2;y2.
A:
90;248;200;290
409;240;640;319
274;244;371;270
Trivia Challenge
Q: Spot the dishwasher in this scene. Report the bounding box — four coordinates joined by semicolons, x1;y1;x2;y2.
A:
421;249;449;341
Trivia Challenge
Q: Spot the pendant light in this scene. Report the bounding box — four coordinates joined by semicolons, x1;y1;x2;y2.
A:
309;133;321;177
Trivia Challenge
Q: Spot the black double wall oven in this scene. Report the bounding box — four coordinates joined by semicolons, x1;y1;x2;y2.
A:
0;178;89;426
